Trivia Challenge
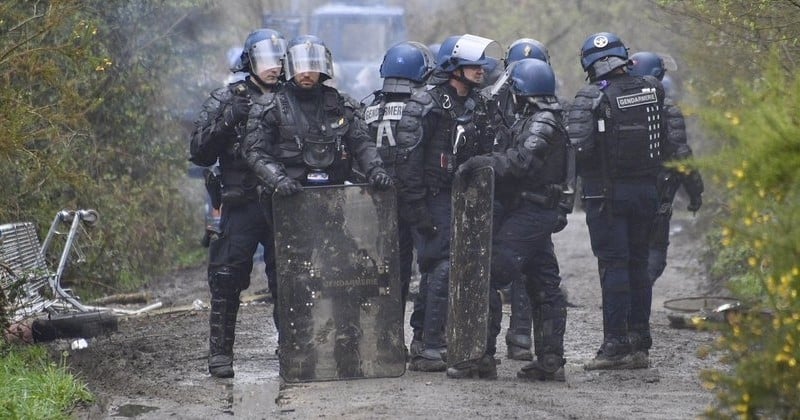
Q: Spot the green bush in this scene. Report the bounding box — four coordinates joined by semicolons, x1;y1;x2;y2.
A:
697;56;800;419
0;1;221;301
0;345;92;419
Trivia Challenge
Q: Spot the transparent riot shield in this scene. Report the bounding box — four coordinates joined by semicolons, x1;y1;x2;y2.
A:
272;184;405;382
447;167;494;367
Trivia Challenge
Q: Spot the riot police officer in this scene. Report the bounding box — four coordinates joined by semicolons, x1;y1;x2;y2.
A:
453;59;569;380
363;41;436;355
569;32;667;370
400;34;497;373
189;28;287;378
242;35;392;304
628;51;704;285
485;37;552;362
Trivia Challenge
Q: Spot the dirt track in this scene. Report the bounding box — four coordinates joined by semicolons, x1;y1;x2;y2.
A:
64;210;721;419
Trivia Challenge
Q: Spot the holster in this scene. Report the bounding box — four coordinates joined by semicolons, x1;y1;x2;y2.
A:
203;168;222;210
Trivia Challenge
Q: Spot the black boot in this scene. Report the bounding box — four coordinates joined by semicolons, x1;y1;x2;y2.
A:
517;353;566;381
208;296;240;378
445;354;497;380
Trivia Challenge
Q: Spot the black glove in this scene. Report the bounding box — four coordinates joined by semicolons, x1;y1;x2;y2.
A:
223;95;250;128
454;155;494;182
687;194;702;212
553;211;568;233
368;168;394;190
274;177;303;196
407;201;436;238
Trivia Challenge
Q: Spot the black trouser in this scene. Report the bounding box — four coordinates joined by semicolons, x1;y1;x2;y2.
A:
208;199;276;319
490;200;566;358
583;179;658;346
414;190;452;351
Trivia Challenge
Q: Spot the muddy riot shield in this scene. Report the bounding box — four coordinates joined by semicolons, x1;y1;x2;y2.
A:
447;167;494;368
272;184;405;382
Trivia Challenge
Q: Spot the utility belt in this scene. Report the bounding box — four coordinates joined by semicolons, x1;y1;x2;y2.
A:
519;185;562;209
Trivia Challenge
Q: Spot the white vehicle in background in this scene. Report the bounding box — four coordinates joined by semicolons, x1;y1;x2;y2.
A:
264;1;407;102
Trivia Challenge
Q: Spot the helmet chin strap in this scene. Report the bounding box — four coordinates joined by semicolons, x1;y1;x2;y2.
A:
453;68;481;88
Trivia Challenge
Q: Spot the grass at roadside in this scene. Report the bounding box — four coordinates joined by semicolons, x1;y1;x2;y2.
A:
0;344;92;419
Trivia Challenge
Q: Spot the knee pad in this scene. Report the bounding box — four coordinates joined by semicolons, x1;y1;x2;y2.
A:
209;267;245;298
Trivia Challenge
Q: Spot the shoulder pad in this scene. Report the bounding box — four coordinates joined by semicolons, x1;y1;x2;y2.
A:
409;89;433;106
531;110;560;128
407;90;435;117
210;86;232;103
571;84;604;111
342;94;363;112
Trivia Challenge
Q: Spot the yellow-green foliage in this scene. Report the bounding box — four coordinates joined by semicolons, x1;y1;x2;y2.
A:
698;56;800;419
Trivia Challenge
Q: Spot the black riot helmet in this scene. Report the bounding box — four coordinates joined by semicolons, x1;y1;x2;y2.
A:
629;51;666;80
579;32;629;80
284;35;336;82
505;38;550;67
232;29;287;75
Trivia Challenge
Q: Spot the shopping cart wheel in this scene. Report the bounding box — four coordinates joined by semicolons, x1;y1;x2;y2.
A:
31;311;118;342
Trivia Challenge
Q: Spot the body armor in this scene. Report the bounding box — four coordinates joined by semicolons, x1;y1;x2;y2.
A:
243;83;384;192
569;74;665;180
420;84;494;190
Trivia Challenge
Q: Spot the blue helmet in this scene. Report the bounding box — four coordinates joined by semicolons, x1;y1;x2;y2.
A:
284;35;335;81
579;32;628;71
505;38;550;66
629;51;666;80
437;34;495;73
508;58;556;97
380;41;435;83
435;36;460;67
233;29;287;74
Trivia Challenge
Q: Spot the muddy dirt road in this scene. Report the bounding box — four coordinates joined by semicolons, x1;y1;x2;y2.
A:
64;210;721;419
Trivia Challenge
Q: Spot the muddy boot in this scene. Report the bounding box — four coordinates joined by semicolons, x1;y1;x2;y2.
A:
446;354;497;380
506;333;533;361
408;348;447;372
208;296;240;378
517;353;566;382
584;336;644;371
627;327;652;369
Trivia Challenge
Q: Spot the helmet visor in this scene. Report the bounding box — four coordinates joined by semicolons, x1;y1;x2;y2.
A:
285;43;335;80
250;38;287;74
451;34;501;66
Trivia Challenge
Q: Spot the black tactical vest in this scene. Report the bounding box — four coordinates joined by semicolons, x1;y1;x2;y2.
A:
599;76;664;178
273;87;353;185
423;85;488;189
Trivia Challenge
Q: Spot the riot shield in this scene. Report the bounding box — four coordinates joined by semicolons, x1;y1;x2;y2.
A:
447;167;494;367
272;184;405;382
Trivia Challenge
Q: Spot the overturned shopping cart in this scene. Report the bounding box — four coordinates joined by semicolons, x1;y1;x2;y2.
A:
0;209;117;341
